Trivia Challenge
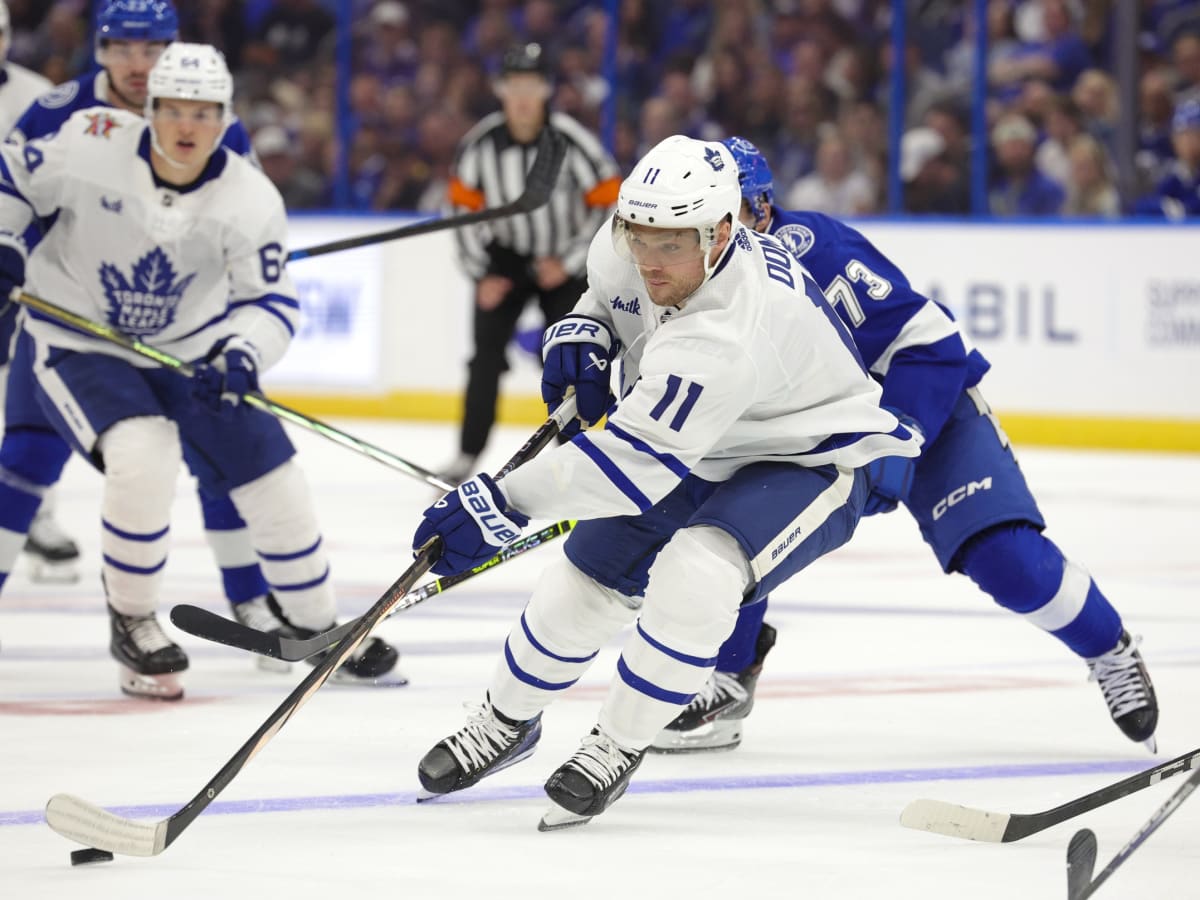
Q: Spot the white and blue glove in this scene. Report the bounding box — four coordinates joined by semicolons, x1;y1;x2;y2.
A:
413;474;530;576
863;410;924;516
192;336;261;418
541;314;618;437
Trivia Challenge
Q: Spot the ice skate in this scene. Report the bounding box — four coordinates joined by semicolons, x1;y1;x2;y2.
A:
417;699;542;799
539;726;645;831
108;603;188;700
651;622;776;753
266;596;407;686
1087;630;1159;752
23;507;81;583
232;594;293;673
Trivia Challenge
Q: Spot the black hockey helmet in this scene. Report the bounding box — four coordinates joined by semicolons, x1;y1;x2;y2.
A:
501;42;550;78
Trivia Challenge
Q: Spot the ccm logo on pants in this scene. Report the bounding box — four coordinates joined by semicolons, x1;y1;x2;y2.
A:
932;477;993;521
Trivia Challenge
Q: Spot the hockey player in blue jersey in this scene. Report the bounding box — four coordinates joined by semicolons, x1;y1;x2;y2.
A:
0;0;291;654
651;136;1158;755
0;42;400;698
408;135;921;830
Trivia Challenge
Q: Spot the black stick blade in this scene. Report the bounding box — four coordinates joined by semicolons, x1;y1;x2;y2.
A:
514;129;568;212
1067;828;1098;900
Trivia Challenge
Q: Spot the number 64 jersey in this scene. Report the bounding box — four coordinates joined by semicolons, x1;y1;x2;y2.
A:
0;107;297;369
502;218;923;523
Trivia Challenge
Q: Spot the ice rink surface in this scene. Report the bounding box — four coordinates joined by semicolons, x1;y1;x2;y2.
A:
1;418;1197;900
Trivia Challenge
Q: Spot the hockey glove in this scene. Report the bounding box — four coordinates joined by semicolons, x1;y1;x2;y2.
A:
863;409;923;517
0;243;26;319
192;336;262;417
541;314;618;437
413;474;530;576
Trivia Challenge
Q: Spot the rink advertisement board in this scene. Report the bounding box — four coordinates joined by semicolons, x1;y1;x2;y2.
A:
853;222;1200;421
269;216;1200;445
261;216;388;389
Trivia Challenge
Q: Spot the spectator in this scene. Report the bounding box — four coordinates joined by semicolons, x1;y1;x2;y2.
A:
1136;68;1178;193
785;129;876;215
901;125;969;214
990;0;1091;97
1138;98;1200;219
1072;68;1119;148
989;113;1064;216
243;0;335;71
1062;133;1121;217
1035;94;1086;185
1170;29;1200;104
254;125;327;209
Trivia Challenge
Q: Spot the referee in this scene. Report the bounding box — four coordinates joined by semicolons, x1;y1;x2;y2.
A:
441;42;620;485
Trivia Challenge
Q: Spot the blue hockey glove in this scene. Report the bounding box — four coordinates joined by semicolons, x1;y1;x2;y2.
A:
541;314;618;437
863;409;923;516
413;474;530;576
192;337;261;417
0;243;26;318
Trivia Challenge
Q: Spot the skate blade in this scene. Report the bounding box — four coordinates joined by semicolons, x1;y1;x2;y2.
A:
416;789;444;803
118;667;184;701
256;656;293;674
327;668;409;687
1144;735;1158;754
648;722;743;754
537;803;592;832
26;558;82;584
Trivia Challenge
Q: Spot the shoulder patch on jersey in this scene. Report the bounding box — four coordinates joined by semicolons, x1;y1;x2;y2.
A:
734;229;753;251
83;112;120;139
774;224;816;258
36;82;81;110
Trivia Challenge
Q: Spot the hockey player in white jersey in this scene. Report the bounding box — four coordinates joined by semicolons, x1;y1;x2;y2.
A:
0;43;399;699
409;136;921;829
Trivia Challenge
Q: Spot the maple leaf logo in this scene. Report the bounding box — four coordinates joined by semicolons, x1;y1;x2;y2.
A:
99;247;197;337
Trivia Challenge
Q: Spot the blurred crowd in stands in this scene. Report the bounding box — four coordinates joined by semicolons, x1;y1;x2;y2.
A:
9;0;1200;218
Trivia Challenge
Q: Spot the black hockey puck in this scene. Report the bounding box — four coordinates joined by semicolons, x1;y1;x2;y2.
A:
70;847;114;866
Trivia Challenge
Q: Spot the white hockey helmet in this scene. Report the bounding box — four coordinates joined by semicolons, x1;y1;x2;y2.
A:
613;135;741;280
145;42;234;165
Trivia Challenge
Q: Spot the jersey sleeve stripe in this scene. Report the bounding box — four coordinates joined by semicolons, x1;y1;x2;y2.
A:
616;655;695;705
604;421;689;478
870;300;962;376
573;433;653;511
584;176;620;208
635;622;718;667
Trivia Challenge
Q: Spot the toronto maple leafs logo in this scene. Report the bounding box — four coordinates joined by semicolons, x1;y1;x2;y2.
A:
703;146;725;172
99;247;197;337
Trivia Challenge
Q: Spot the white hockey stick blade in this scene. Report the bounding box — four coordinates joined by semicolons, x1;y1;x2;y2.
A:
45;793;164;856
899;799;1010;842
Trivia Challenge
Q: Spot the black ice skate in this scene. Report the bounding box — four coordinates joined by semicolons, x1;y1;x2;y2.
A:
417;699;542;799
23;508;81;584
266;595;407;686
232;594;294;673
1087;630;1159;752
539;727;645;831
108;603;189;701
650;621;777;753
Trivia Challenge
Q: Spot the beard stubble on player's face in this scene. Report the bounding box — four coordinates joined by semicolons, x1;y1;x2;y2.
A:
104;42;165;112
637;254;705;307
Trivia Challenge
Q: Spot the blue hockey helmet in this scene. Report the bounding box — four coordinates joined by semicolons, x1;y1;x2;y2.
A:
97;0;179;44
721;136;775;227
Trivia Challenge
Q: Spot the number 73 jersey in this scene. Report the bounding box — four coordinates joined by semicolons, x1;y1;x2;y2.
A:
0;107;297;370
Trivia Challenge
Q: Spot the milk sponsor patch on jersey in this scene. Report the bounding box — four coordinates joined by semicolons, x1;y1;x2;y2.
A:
99;247;197;337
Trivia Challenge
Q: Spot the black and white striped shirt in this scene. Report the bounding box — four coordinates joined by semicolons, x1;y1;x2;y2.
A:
448;111;620;280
